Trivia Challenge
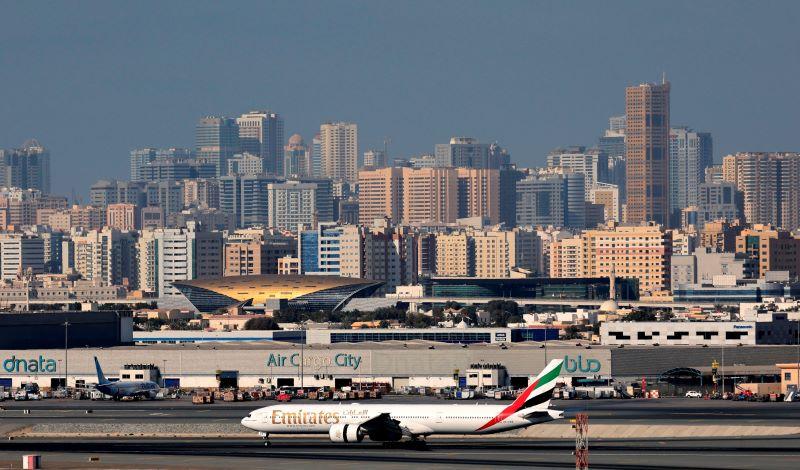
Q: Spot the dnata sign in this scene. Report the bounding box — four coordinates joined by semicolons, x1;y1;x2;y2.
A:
3;355;58;374
563;354;602;373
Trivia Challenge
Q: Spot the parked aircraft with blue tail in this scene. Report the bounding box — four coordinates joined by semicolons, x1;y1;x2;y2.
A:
93;357;160;400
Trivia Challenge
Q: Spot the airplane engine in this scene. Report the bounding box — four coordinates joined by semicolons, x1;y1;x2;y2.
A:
328;423;365;443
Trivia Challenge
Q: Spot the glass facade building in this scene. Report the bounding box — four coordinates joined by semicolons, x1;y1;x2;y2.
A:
423;277;639;301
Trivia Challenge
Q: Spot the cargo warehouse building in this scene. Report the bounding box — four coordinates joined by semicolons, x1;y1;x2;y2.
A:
3;342;799;392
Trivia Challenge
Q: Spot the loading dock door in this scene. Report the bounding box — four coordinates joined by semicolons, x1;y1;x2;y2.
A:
393;377;409;390
510;376;529;390
216;371;239;389
163;378;180;389
276;378;295;388
335;378;352;390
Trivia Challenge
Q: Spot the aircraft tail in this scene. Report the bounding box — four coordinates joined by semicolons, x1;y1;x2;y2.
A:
94;356;109;385
518;359;563;411
475;359;563;431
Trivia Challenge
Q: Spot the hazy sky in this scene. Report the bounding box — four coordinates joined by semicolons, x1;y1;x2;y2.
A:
1;1;798;197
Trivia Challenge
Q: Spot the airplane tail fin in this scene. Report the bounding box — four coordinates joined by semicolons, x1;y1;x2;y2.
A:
517;359;563;411
94;356;109;385
475;359;563;431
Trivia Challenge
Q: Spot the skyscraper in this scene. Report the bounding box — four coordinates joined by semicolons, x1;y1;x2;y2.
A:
357;167;403;224
311;134;322;177
196;116;240;176
226;153;264;176
546;146;609;195
130;148;157;181
722;152;800;229
0;140;51;194
362;149;386;169
266;181;320;231
488;143;511;169
625;80;670;226
218;175;279;228
456;168;500;224
320;122;358;182
152;223;224;298
284;134;311;177
668;127;713;224
516;169;586;229
598;115;626;203
401;167;458;225
237;111;285;176
435;137;489;168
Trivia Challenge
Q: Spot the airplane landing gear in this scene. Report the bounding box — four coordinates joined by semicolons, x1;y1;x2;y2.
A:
259;432;271;447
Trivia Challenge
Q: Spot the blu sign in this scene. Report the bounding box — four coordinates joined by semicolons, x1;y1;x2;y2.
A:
3;355;58;374
563;355;602;374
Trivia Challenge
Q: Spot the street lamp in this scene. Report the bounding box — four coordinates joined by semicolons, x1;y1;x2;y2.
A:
299;313;309;390
796;316;799;395
721;341;725;395
63;321;70;390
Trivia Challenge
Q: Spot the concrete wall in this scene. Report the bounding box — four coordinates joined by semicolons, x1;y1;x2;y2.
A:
0;345;611;389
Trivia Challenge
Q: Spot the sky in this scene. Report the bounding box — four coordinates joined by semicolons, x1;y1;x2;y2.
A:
1;1;798;198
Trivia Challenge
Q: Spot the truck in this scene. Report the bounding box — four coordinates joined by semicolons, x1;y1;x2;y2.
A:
14;383;41;401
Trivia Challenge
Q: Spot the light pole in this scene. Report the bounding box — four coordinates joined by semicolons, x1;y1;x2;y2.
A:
721;341;725;395
63;321;70;389
300;315;306;390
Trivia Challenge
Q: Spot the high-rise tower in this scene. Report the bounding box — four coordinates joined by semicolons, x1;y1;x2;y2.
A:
320;122;358;182
196;116;240;176
237;111;284;176
625;80;670;226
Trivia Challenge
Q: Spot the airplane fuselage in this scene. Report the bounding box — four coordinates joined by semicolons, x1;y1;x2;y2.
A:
242;403;558;436
96;380;159;399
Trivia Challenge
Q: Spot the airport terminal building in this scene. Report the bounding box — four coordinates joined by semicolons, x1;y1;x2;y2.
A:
2;341;799;393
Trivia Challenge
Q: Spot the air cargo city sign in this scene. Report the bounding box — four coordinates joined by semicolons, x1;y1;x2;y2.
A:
267;353;364;371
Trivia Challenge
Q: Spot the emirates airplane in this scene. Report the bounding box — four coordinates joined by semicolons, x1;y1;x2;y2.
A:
241;359;563;445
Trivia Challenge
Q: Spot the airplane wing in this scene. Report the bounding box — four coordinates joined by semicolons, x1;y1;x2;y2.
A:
352;412;405;441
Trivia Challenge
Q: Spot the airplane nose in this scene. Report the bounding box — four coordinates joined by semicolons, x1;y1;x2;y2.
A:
241;416;253;429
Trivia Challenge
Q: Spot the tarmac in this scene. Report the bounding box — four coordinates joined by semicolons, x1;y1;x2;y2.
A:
0;397;799;469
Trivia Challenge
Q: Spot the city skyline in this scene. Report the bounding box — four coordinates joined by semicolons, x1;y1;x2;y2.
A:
2;1;798;196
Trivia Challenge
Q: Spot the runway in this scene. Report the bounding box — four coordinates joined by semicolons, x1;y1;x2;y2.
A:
1;398;799;469
3;397;800;424
1;437;799;469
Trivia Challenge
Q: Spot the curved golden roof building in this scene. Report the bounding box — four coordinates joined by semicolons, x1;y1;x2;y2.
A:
173;275;384;313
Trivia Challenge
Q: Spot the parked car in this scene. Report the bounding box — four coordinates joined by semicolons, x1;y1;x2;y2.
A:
685;390;702;398
276;392;292;402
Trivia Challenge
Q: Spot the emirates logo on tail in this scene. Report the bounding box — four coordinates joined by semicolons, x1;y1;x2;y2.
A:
476;359;562;432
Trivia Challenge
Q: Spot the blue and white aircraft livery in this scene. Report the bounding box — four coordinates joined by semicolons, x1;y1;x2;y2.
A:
241;359;563;445
93;357;160;400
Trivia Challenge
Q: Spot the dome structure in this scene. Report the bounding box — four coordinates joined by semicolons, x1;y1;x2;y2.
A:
599;299;619;313
288;134;304;146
